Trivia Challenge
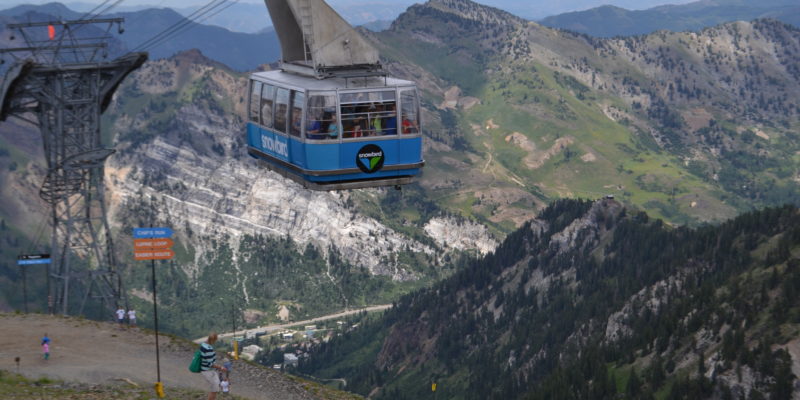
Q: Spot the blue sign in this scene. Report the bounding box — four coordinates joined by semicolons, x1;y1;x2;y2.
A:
18;259;51;265
133;227;173;239
17;254;51;266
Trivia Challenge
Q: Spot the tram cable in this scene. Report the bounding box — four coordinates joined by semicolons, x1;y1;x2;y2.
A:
76;0;114;21
134;0;239;53
85;0;124;20
65;0;125;40
135;0;236;52
130;0;233;53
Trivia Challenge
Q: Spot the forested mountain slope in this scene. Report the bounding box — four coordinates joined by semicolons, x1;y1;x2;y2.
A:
297;199;800;399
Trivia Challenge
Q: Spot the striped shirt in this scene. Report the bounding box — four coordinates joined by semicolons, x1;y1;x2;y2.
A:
200;343;216;371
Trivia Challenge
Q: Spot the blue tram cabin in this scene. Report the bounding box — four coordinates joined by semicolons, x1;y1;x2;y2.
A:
246;71;424;190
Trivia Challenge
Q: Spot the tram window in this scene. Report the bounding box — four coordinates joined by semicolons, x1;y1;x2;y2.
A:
261;84;275;128
400;89;420;135
274;88;290;134
340;90;396;138
306;93;337;140
289;91;304;137
249;81;262;123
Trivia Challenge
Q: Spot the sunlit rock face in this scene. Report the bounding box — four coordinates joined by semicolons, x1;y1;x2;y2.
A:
105;55;496;281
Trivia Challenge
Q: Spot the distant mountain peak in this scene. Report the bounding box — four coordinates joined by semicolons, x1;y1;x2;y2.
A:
424;0;523;25
540;0;799;37
170;48;231;71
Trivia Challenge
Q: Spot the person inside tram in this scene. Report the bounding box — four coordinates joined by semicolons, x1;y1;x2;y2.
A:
383;105;397;135
308;111;335;140
275;109;287;132
352;116;365;137
370;104;383;135
343;113;366;138
306;115;323;139
402;117;418;134
261;100;273;128
322;112;339;139
290;111;302;136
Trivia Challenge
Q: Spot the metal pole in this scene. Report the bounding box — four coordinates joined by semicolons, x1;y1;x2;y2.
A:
48;208;55;315
21;265;28;313
151;257;161;383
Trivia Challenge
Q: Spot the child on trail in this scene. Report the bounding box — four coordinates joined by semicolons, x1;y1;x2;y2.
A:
220;378;230;396
128;309;137;327
41;333;51;360
115;307;125;328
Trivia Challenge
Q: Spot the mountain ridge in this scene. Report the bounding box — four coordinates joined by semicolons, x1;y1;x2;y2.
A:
0;3;280;71
540;0;800;37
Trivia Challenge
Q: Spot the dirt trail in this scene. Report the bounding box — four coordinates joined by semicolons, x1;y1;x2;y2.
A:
0;314;317;400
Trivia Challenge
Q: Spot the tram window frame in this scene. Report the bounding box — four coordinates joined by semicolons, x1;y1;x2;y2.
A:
261;84;275;128
305;91;338;141
249;80;262;123
399;88;421;136
339;90;397;140
289;90;305;138
274;88;290;134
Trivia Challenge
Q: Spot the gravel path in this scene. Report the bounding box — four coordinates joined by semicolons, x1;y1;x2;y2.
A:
0;313;319;400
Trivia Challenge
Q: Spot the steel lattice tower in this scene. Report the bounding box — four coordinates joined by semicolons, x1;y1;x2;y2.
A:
0;18;147;315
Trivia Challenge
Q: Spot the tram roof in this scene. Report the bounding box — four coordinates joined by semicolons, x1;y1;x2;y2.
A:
250;70;415;92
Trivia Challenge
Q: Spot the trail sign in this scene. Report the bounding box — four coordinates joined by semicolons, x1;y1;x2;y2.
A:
134;238;174;250
17;254;52;265
132;226;172;395
134;249;175;261
133;227;173;239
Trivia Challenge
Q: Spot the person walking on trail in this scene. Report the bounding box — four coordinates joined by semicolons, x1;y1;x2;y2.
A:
115;307;125;328
200;333;226;400
222;357;232;380
41;333;51;360
127;308;137;327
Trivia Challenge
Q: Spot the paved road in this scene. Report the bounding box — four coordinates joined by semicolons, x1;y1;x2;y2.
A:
199;304;393;343
0;313;318;400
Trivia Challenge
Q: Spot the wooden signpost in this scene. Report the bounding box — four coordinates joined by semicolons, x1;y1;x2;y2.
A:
133;227;174;398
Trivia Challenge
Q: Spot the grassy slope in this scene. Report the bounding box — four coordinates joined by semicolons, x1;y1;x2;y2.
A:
468;60;734;224
377;23;736;229
0;370;244;399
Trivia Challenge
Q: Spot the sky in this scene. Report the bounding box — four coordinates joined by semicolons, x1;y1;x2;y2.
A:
3;0;699;20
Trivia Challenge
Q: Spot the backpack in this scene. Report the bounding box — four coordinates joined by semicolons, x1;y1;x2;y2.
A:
189;348;202;373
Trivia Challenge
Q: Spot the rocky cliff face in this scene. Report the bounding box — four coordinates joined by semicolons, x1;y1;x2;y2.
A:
423;216;498;255
105;51;493;282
